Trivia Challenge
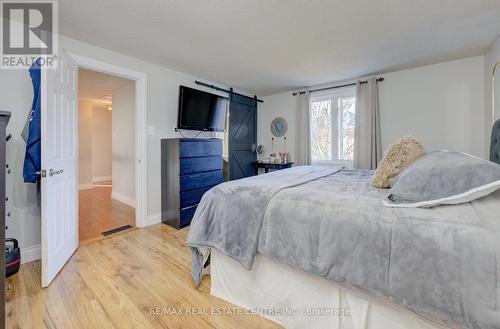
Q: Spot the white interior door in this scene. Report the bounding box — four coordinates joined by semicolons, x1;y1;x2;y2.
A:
41;49;78;287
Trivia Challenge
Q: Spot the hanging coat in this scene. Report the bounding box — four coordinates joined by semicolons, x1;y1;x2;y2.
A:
23;61;41;183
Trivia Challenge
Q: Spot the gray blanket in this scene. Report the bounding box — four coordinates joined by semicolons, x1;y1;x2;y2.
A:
188;166;500;329
188;166;343;283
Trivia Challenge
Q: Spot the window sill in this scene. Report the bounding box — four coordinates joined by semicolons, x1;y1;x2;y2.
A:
311;160;353;168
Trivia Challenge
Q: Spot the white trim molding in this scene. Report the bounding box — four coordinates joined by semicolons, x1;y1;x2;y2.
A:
78;183;94;190
71;53;149;228
111;191;136;208
147;213;162;226
21;244;41;264
493;61;500;124
92;175;112;183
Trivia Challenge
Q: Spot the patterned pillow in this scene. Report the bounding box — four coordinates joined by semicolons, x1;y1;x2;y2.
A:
372;137;425;188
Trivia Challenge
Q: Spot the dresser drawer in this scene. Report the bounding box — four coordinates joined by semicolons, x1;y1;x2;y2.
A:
180;206;197;228
180;185;215;209
179;141;222;158
180;170;223;192
180;156;222;175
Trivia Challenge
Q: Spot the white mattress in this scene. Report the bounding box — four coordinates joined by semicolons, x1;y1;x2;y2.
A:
210;249;454;329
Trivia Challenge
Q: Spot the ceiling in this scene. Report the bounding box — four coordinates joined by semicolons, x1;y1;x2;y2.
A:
61;0;500;96
78;68;131;106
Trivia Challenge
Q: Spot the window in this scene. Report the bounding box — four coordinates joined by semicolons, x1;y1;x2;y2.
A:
310;88;356;164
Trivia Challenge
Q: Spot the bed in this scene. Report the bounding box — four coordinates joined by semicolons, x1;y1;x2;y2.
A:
188;162;500;329
210;249;452;329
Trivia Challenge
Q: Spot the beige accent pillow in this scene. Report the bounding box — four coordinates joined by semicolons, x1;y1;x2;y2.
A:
372;137;425;188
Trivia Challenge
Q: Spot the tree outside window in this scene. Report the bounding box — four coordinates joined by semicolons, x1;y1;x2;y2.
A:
310;88;356;164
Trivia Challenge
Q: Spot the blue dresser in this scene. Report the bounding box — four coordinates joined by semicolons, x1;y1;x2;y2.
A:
161;138;224;229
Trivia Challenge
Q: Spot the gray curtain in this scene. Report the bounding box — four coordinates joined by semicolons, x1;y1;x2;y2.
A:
295;90;311;165
353;77;382;169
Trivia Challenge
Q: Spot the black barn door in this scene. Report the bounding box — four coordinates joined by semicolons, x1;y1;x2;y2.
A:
228;93;257;180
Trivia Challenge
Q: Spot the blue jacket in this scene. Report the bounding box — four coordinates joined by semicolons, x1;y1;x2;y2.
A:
23;61;41;183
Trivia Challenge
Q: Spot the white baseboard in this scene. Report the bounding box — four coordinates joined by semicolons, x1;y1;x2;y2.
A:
111;191;136;208
79;183;94;190
19;214;159;264
147;213;161;226
93;175;112;183
21;244;41;264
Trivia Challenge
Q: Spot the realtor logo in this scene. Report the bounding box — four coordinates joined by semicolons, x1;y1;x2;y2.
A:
1;0;58;69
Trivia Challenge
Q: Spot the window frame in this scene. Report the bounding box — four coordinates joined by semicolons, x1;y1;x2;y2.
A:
309;86;356;166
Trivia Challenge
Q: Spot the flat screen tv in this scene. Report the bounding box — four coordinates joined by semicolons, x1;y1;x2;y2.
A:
177;86;228;132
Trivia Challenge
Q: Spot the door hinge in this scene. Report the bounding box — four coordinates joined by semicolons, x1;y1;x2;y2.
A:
40;170;47;178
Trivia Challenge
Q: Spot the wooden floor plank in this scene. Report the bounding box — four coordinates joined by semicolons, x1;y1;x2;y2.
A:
79;182;135;243
6;225;282;329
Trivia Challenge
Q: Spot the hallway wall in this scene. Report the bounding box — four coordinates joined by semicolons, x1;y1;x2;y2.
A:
111;81;136;207
78;100;94;188
91;105;113;182
78;102;113;188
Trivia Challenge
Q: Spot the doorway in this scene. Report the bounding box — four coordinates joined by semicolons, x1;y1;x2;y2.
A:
40;51;148;287
77;68;136;242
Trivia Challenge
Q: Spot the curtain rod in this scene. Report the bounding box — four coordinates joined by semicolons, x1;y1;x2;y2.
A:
195;80;264;103
292;77;385;96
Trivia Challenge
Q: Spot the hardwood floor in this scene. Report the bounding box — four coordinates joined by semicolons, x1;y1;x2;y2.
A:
79;182;135;242
5;225;281;329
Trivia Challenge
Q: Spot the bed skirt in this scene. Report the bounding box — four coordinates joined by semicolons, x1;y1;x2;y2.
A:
210;249;455;329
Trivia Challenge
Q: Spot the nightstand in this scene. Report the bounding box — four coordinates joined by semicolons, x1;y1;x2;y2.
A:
254;161;294;175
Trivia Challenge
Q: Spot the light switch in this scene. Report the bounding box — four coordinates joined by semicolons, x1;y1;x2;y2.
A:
147;126;155;136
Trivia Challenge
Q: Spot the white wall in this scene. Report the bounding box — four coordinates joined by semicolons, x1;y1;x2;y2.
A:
379;56;484;158
91;105;112;181
1;35;248;253
78;102;112;187
1;70;41;259
257;91;296;159
258;56;486;160
78;100;93;187
485;35;500;157
112;81;135;205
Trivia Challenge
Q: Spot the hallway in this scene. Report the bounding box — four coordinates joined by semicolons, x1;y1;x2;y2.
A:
79;181;135;242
